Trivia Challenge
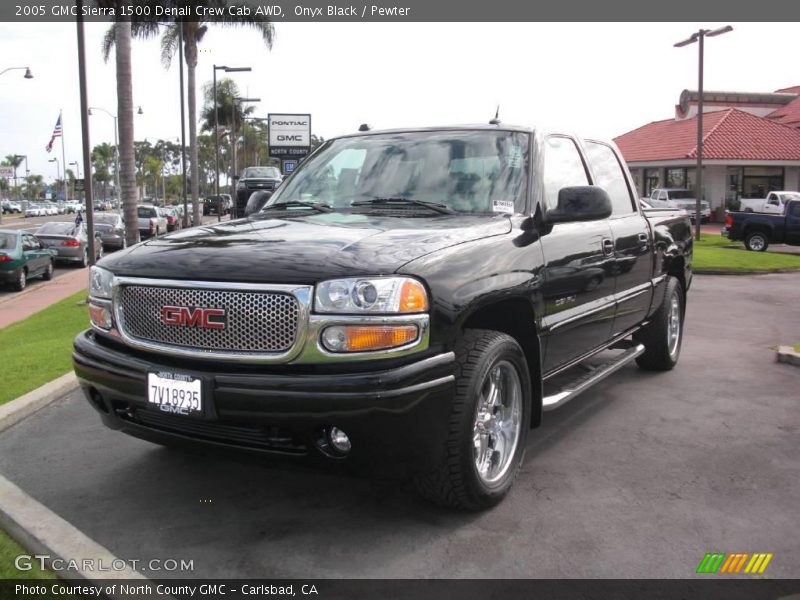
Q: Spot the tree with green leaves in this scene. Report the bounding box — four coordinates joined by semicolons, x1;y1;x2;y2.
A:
92;142;114;201
102;7;275;225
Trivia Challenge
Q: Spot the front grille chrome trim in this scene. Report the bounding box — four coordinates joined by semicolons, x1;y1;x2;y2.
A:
111;277;312;364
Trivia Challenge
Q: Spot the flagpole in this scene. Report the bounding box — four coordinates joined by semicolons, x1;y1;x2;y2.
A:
59;109;68;202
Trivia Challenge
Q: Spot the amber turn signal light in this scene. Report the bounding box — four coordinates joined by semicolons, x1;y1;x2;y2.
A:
399;280;428;312
321;325;419;353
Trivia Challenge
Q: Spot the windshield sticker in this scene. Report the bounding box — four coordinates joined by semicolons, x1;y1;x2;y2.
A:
492;200;515;213
507;146;522;168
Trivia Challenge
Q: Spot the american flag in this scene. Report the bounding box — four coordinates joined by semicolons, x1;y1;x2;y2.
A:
45;114;62;153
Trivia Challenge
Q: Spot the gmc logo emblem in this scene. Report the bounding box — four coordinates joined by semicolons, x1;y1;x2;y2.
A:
161;306;227;329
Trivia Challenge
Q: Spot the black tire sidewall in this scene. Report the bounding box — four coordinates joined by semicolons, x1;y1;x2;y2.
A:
455;333;532;501
746;232;768;252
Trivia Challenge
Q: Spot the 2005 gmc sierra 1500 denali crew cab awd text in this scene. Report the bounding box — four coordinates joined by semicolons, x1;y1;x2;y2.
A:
73;125;693;509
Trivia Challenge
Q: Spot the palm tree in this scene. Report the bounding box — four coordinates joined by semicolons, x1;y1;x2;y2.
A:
92;142;114;202
102;7;274;226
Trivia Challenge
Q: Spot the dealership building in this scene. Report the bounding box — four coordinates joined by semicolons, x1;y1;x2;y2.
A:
614;86;800;221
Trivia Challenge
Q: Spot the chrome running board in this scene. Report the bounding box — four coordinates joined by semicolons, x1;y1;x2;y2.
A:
542;344;645;411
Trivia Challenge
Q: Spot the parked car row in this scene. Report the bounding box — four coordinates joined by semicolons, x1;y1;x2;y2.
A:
2;200;22;214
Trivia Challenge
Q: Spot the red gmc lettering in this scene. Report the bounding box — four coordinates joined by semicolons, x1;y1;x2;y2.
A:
161;306;226;329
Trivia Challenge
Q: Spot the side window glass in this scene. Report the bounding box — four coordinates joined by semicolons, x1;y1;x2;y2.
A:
543;136;589;209
584;141;635;215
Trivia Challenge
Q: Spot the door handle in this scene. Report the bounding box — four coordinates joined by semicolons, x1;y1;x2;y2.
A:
602;238;614;256
638;233;649;245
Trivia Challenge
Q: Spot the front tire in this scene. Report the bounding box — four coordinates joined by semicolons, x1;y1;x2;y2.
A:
744;231;769;252
415;329;531;510
14;269;26;292
634;276;684;371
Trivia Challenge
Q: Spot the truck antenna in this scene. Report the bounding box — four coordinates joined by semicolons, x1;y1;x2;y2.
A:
489;106;501;125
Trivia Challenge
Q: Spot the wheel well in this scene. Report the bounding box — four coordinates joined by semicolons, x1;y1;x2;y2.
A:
744;226;771;238
462;298;543;428
666;256;686;293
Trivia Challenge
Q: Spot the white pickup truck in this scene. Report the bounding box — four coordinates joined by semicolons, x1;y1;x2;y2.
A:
648;188;711;223
739;191;800;215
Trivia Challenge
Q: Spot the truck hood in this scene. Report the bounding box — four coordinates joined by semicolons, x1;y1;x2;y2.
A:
99;212;511;284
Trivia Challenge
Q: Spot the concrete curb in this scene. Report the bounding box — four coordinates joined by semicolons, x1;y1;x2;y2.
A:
0;474;147;585
0;372;78;434
694;269;800;276
776;346;800;368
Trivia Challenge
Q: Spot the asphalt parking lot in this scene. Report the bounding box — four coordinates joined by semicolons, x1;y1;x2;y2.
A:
0;273;797;579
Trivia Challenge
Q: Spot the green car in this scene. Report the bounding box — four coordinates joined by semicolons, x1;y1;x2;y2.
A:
0;229;57;291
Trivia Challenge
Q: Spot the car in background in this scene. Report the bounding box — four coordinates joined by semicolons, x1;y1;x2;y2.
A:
97;199;113;211
43;202;59;216
163;207;182;232
25;203;46;217
35;221;103;267
723;199;800;251
137;205;168;239
93;212;126;251
2;200;22;214
739;191;800;215
649;188;711;223
0;229;56;291
202;194;232;216
235;166;283;217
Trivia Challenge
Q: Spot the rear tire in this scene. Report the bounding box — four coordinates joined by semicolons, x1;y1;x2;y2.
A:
634;276;684;371
42;260;54;281
744;231;769;252
414;329;531;510
79;249;88;268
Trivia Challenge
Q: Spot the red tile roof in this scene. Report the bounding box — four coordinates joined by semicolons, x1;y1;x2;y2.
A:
615;108;800;163
767;95;800;126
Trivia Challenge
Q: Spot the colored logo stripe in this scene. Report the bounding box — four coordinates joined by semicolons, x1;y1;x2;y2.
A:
697;552;773;574
744;553;773;574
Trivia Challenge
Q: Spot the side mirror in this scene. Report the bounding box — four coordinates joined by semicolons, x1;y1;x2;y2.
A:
547;186;612;224
244;191;273;217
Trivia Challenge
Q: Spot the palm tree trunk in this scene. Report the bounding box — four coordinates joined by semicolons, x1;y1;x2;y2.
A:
115;20;139;246
185;30;200;226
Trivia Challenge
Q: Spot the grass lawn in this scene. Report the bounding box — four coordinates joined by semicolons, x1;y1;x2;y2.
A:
693;235;800;273
794;343;800;353
0;291;88;406
0;529;54;579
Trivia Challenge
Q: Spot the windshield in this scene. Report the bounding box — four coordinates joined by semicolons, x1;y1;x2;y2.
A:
268;130;530;214
93;213;118;224
0;233;17;250
778;192;800;201
38;222;78;235
243;167;281;179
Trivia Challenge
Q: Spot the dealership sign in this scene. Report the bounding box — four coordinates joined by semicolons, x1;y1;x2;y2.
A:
269;113;311;158
0;166;14;178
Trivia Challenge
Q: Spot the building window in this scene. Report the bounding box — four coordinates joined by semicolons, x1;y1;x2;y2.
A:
644;168;660;196
741;167;784;198
666;168;686;189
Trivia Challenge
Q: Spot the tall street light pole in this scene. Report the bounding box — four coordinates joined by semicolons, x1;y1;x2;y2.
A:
213;65;251;201
49;158;61;191
231;97;260;220
674;25;733;241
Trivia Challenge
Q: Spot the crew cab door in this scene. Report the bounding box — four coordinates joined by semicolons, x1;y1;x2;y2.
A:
765;193;782;214
539;135;615;372
785;202;800;245
583;141;653;335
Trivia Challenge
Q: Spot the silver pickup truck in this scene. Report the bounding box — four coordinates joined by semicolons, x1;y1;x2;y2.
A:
137;205;168;240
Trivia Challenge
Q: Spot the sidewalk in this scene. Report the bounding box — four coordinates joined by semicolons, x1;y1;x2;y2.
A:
0;267;88;329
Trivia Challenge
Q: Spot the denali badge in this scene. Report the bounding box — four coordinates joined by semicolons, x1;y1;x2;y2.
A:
161;306;227;329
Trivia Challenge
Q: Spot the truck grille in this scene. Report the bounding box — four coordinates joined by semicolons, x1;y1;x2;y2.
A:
117;285;300;353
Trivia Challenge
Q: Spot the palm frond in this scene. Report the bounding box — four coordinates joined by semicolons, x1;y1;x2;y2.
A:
160;24;180;68
101;24;116;62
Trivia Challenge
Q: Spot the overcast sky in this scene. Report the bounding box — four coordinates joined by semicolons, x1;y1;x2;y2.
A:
1;21;798;183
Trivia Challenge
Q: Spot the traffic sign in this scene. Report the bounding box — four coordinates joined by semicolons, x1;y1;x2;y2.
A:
74;178;85;192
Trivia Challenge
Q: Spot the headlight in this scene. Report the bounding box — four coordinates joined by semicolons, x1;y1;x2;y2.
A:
89;266;114;299
237;181;246;190
315;277;428;314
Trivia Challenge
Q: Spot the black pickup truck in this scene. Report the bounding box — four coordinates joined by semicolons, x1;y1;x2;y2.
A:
74;126;692;509
723;199;800;251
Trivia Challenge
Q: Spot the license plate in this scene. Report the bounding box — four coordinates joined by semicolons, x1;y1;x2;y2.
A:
147;372;202;416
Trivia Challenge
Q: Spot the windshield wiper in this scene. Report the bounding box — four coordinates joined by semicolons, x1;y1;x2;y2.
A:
351;197;455;215
261;200;333;213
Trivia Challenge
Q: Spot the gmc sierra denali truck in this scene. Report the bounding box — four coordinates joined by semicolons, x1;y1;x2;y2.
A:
74;125;693;510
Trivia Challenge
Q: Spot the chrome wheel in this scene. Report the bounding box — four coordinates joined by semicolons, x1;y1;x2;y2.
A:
473;360;523;485
18;270;26;290
667;294;681;359
748;234;766;251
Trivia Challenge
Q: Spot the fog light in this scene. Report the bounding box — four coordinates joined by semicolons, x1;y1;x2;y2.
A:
88;301;112;330
328;427;352;454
